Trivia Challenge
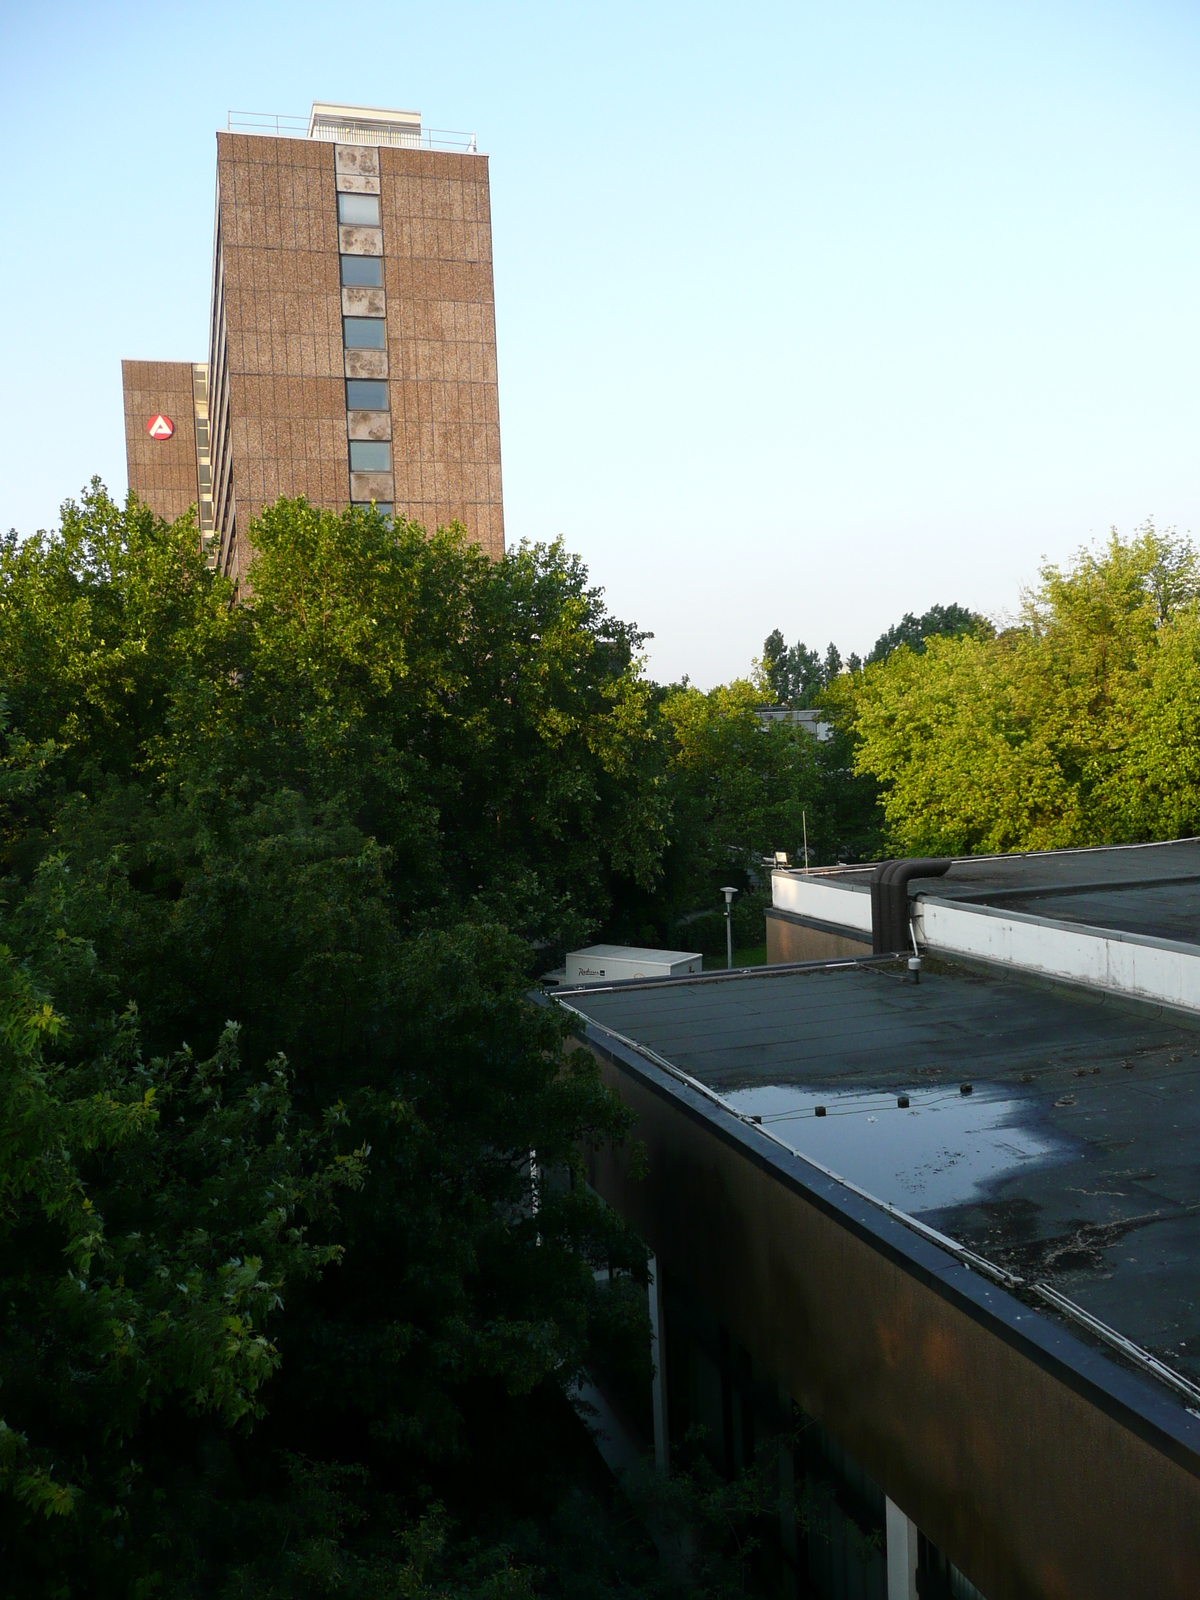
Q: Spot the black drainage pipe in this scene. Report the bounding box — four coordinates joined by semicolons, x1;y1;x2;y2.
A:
870;858;952;953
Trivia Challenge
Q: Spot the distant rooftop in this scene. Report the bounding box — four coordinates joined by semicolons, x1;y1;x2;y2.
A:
896;837;1200;945
791;837;1200;903
225;102;479;154
774;838;1200;1013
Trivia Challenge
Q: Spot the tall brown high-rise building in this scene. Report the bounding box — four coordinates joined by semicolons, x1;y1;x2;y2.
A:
122;103;504;585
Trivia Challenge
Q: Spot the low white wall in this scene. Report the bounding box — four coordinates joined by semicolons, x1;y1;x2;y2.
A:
915;898;1200;1013
770;871;1200;1013
771;873;872;933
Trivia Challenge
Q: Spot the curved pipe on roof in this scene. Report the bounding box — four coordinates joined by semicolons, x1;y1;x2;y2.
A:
870;861;914;954
869;861;895;954
871;858;952;953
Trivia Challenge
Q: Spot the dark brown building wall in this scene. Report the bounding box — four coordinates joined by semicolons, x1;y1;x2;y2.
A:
214;131;347;583
765;906;872;964
122;360;200;524
211;131;504;586
380;147;504;556
580;1032;1200;1600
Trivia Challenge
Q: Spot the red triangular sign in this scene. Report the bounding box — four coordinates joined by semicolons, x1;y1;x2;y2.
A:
146;414;175;439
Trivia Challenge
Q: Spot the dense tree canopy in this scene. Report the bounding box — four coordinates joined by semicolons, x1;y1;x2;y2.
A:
652;680;823;918
848;525;1200;854
0;487;661;1596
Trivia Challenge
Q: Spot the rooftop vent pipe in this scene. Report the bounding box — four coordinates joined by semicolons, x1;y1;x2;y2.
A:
871;858;952;954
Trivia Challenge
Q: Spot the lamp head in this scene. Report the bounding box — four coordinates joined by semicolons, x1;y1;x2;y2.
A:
720;886;738;906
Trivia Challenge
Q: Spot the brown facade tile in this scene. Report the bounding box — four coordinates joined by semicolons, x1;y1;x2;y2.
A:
122;360;201;525
350;470;394;503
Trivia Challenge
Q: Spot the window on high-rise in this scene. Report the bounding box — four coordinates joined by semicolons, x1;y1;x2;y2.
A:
341;255;383;287
349;441;391;472
346;379;388;410
343;317;386;350
338;193;381;227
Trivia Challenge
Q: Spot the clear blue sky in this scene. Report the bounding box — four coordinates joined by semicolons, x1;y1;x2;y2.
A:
3;1;1199;686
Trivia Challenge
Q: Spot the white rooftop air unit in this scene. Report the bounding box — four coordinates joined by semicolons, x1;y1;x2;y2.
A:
564;945;703;986
307;103;423;147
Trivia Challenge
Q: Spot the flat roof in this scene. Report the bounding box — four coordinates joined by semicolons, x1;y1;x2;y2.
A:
570;945;701;962
561;957;1200;1399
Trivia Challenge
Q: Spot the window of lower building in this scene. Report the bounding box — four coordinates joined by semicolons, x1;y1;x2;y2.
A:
343;317;386;350
341;254;384;287
346;379;388;410
349;441;391;472
338;192;381;227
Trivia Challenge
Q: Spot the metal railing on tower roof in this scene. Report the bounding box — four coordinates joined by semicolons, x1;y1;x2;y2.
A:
225;111;479;154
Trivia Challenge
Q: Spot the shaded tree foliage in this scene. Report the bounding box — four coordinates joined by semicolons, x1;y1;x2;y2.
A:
760;632;855;708
864;602;992;665
651;680;826;928
0;487;657;1596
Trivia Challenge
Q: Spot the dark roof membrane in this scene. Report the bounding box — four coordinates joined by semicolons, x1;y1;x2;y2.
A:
568;960;1200;1392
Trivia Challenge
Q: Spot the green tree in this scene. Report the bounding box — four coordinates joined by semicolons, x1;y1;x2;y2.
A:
864;602;991;666
0;485;654;1595
0;939;364;1590
760;628;790;704
802;687;887;865
756;633;832;708
754;608;991;866
849;525;1200;854
652;679;826;922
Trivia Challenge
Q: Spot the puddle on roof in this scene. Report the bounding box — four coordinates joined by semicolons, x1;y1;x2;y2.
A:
722;1083;1072;1214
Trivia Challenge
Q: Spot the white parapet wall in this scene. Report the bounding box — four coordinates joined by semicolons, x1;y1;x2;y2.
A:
771;872;873;934
771;870;1200;1014
914;898;1200;1014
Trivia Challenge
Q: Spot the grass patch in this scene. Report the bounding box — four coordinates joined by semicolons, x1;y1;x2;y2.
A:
703;944;767;970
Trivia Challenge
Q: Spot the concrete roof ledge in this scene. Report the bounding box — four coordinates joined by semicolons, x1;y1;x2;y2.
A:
916;897;1200;1013
773;852;1200;1012
774;871;873;931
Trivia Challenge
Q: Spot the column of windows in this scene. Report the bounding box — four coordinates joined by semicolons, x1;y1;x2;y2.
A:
206;210;236;576
335;144;393;518
191;364;215;562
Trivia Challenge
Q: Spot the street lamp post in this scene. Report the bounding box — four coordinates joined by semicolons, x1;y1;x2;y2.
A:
721;886;738;970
